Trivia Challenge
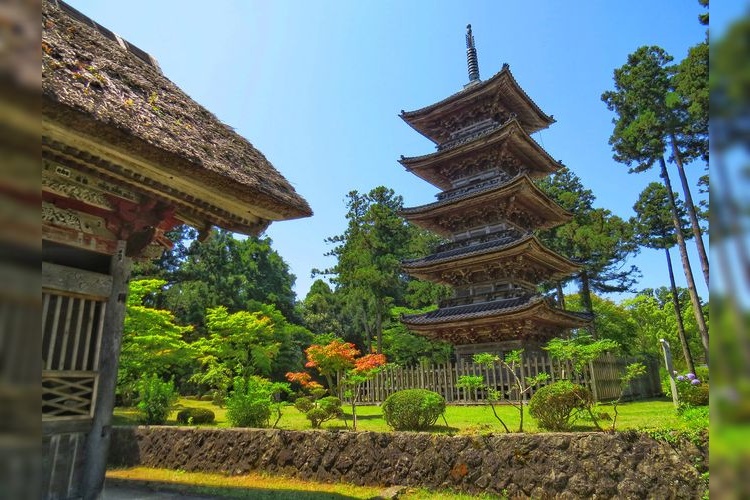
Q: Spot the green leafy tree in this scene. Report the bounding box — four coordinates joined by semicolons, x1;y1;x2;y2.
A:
537;166;640;317
457;351;548;433
632;182;698;371
564;294;637;353
316;187;445;352
158;229;299;335
382;306;453;366
602;46;709;362
622;290;705;370
190;306;284;399
299;279;342;337
119;279;194;404
610;363;647;432
544;335;620;431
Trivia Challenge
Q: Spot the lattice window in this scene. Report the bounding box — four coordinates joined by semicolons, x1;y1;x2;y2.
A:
42;370;97;418
42;291;106;420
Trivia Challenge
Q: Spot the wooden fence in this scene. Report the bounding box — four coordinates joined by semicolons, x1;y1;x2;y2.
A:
357;353;662;404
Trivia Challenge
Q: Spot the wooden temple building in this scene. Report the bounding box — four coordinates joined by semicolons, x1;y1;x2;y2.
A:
399;25;590;360
41;1;311;498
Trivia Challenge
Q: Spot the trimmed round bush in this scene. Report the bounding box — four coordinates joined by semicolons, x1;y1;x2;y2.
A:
381;389;445;431
176;407;215;425
136;374;177;425
528;380;593;431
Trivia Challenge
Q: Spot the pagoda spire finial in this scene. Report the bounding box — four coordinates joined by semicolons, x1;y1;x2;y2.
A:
465;24;480;84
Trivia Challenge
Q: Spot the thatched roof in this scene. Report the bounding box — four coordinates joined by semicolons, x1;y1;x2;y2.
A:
42;0;311;234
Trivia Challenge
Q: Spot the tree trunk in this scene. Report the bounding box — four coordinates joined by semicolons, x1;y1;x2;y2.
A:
669;134;709;288
659;156;709;365
664;246;695;373
579;270;597;339
375;300;383;354
556;282;566;309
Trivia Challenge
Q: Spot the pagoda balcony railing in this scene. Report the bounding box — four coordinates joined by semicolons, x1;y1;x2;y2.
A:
436;175;511;202
440;290;529;308
434;228;524;254
437;115;515;151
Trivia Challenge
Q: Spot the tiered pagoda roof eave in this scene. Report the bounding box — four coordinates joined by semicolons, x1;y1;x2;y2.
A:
399;65;555;144
400;296;592;344
398;119;562;191
401;234;582;284
400;174;572;236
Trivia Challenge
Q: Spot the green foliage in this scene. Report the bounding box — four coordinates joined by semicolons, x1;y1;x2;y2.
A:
536;167;639;308
136;374;178;425
381;389;446;431
225;376;291;428
457;351;548;433
119;280;194;404
314;187;447;352
299;279;341;337
528;381;593;431
564;294;637;352
610;362;647;431
150;229;300;332
622;291;705;368
544;335;619;375
176;408;216;425
382;306;453;365
190;305;300;397
293;394;343;428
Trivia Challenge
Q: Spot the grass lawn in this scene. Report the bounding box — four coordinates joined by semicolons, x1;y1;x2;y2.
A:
106;467;500;499
114;397;690;434
110;397;704;499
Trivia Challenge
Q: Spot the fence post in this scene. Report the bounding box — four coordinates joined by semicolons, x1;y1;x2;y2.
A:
588;359;599;402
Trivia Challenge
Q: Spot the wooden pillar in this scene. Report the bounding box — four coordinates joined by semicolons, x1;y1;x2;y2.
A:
82;241;131;499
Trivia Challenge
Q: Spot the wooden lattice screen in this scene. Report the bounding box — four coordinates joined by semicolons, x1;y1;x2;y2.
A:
42;263;111;421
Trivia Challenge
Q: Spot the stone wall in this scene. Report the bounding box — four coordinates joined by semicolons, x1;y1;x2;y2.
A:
109;427;707;499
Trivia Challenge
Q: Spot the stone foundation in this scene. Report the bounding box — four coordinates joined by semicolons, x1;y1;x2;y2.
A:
109;427;707;499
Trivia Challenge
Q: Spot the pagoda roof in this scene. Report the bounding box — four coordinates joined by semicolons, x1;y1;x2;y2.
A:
401;295;591;344
42;1;312;236
401;174;571;236
399;119;561;191
402;233;581;284
400;64;554;145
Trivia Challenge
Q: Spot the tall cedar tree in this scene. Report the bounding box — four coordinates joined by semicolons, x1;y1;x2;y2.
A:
315;187;446;353
602;46;709;362
602;45;708;288
632;183;698;370
536;166;640;320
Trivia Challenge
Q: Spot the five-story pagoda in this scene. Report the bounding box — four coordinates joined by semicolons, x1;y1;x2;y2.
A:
399;25;590;359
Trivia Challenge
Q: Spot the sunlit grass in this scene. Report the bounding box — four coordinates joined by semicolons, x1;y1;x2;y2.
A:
106;467;503;499
113;396;689;434
106;466;382;499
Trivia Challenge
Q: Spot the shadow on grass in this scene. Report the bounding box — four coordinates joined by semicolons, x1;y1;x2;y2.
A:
105;478;362;499
341;412;381;421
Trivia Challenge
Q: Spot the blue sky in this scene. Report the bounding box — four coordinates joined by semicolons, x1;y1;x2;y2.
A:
68;0;716;303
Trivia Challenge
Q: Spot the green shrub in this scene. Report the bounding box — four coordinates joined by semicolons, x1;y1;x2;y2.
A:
294;395;343;428
528;381;592;431
675;370;709;408
679;382;709;407
225;376;277;428
381;389;446;431
176;407;215;425
136;374;177;425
